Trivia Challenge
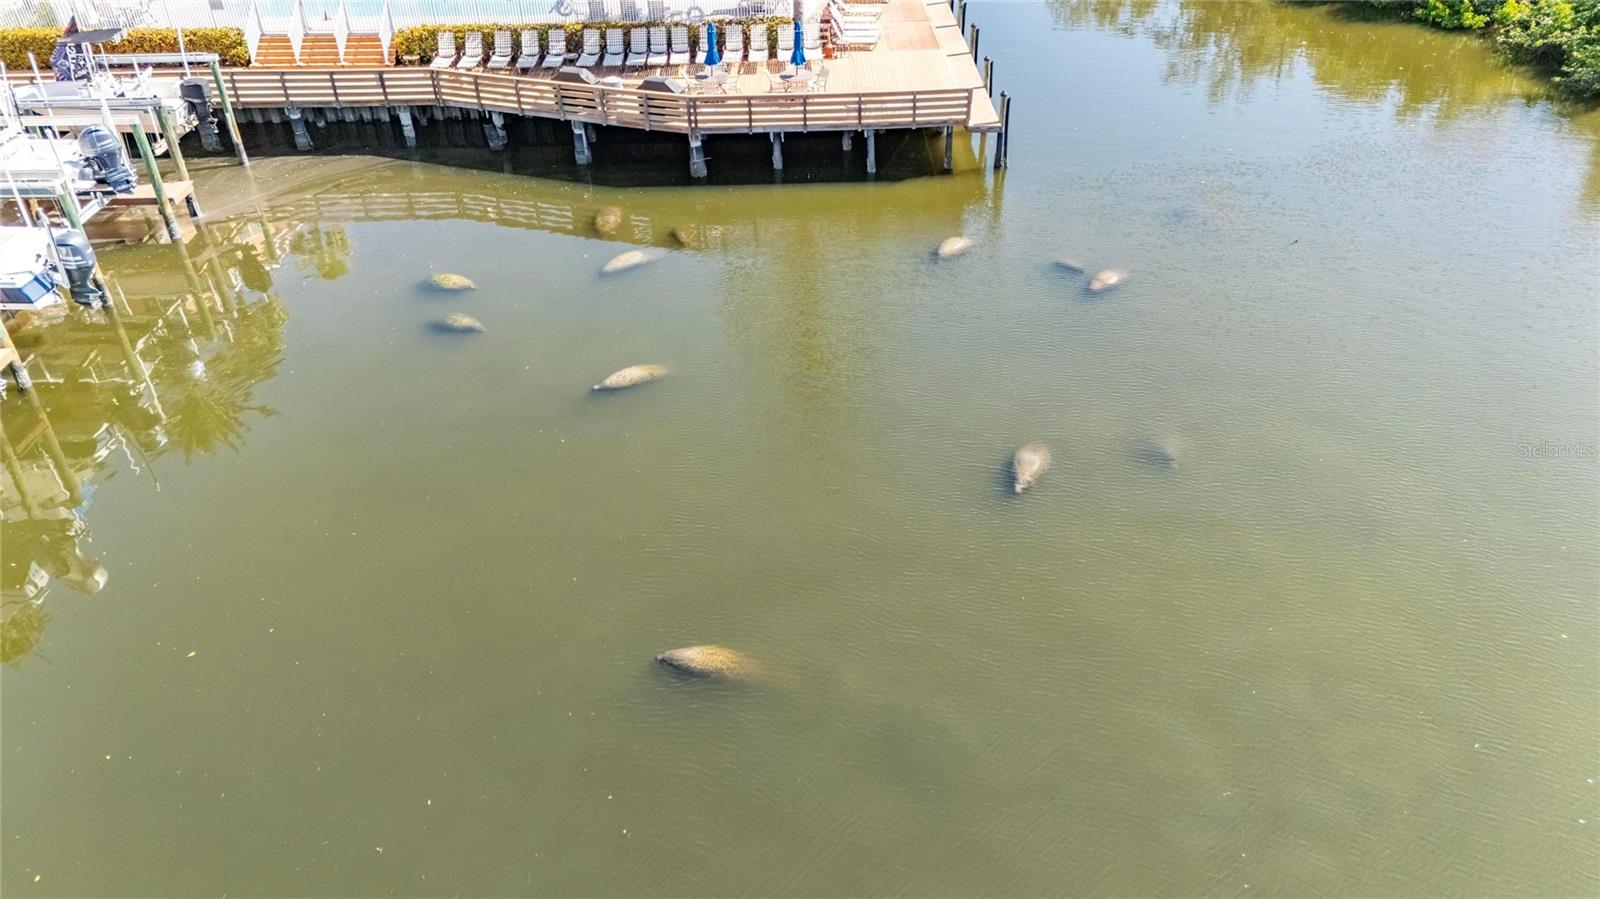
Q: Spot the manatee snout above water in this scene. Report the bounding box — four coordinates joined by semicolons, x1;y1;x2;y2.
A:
592;363;668;391
601;247;667;275
1088;269;1129;293
1012;441;1052;493
428;273;476;291
656;645;755;679
936;236;974;258
594;206;624;236
671;226;703;249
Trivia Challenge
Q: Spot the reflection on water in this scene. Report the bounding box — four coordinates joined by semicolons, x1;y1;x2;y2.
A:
1046;0;1600;203
1;224;291;665
2;3;1597;896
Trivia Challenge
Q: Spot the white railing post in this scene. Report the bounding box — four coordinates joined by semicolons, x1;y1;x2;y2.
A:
334;0;351;64
289;0;308;64
245;0;264;65
379;1;395;64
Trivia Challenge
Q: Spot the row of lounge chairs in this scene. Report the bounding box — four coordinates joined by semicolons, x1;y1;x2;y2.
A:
428;23;823;73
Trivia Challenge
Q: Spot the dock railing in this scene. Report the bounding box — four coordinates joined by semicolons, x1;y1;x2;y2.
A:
219;68;985;135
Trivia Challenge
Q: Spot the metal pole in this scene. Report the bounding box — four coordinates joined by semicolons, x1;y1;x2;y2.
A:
130;120;182;241
209;59;250;166
154;103;190;181
176;24;192;78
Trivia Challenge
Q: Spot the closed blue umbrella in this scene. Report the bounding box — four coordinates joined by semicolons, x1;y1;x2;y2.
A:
704;22;721;66
790;20;805;67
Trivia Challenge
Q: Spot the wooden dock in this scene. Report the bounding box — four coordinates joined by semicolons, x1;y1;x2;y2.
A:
218;0;1000;136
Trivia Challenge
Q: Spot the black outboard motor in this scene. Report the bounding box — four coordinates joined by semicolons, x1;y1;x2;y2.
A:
51;229;103;305
77;125;137;194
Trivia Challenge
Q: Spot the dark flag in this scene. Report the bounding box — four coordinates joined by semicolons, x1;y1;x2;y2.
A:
50;17;89;82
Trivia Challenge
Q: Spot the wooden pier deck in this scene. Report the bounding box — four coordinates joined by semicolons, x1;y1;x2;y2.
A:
218;0;1000;135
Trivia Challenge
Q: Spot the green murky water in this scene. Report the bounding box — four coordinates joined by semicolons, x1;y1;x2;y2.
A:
4;2;1597;895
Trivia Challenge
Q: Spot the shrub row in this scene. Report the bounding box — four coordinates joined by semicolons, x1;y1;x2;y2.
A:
393;18;795;64
0;26;250;70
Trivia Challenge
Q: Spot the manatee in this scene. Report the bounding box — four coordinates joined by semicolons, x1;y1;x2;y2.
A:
1132;437;1177;469
671;226;702;249
1055;257;1087;273
1012;441;1052;494
1088;269;1128;293
439;312;485;333
656;645;755;679
594;206;624;236
592;363;668;391
428;273;476;291
601;247;668;275
936;236;973;258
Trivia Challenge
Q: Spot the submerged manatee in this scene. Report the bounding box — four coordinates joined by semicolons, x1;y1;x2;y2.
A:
428;273;476;291
671;226;703;249
439;313;485;333
936;236;974;258
1088;269;1128;293
1012;441;1052;494
592;363;668;391
1132;436;1178;469
1055;257;1087;273
594;206;624;236
601;247;668;275
656;645;756;679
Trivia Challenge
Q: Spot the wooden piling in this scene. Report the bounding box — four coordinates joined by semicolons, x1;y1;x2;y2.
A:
130;121;181;242
208;59;249;165
153;103;190;182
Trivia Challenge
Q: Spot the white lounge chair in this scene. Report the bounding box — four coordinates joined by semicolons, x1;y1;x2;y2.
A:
775;25;794;64
668;25;690;66
646;26;669;68
602;28;625;67
457;31;485;69
575;27;602;67
723;25;745;65
693;23;712;64
745;25;769;66
541;30;569;68
625;27;649;68
429;32;458;69
486;30;513;69
515;29;541;70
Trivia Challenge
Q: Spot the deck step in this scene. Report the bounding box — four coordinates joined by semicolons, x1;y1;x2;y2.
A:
251;32;390;67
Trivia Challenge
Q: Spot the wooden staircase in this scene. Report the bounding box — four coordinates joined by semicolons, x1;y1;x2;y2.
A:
251;32;390;68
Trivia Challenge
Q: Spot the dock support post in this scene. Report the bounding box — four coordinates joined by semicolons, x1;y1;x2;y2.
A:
395;106;417;147
287;106;314;151
1;322;31;394
571;120;592;165
943;126;953;171
130;121;182;242
842;131;852;151
994;91;1010;171
770;133;783;171
688;135;707;179
865;129;877;175
208;59;249;166
153;104;190;182
55;188;83;231
485;111;508;151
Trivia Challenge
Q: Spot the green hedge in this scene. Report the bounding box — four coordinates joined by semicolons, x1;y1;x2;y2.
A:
394;17;794;65
0;26;250;69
